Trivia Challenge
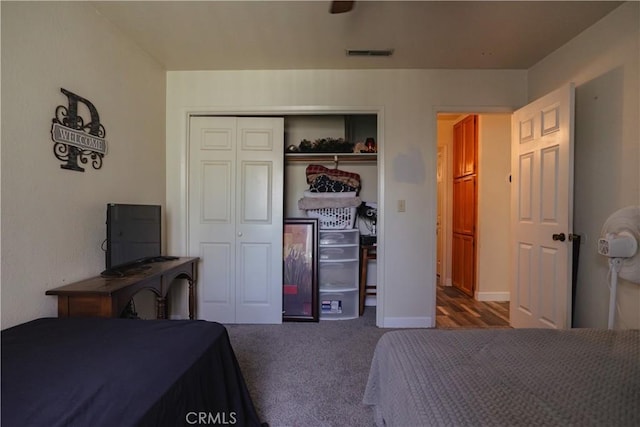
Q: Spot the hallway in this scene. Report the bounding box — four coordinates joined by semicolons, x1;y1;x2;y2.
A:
436;284;510;328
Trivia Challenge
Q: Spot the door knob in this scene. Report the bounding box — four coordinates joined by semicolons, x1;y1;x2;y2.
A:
552;233;566;242
237;232;243;237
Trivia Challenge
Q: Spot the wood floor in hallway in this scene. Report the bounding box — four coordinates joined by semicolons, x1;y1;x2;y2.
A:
436;284;511;328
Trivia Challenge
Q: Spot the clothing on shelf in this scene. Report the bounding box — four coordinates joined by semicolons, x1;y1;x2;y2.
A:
305;164;361;193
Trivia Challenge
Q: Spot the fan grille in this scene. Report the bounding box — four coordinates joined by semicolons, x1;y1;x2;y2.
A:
601;206;640;284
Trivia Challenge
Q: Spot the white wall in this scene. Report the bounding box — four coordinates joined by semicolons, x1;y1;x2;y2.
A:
437;117;455;287
166;69;526;327
1;2;166;328
528;1;639;329
476;114;511;301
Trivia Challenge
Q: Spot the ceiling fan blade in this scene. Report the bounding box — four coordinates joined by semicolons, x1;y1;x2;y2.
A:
330;1;355;14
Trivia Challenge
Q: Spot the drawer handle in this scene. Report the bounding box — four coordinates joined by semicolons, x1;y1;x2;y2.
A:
321;248;344;254
321;263;345;269
321;233;344;241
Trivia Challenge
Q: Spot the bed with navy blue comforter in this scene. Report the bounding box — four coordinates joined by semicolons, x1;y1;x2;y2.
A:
2;318;263;427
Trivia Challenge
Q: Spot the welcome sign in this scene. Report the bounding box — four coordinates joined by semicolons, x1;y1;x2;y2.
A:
51;123;107;154
51;88;108;172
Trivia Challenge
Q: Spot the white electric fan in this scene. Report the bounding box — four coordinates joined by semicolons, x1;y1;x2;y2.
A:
597;206;640;329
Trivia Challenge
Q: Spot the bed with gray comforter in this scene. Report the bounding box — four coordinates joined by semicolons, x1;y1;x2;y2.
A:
363;328;639;426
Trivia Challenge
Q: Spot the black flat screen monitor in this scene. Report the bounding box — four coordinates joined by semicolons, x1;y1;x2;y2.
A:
105;203;161;272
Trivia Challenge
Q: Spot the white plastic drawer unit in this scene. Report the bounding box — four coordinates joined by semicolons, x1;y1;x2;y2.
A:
317;228;359;320
318;261;358;291
318;246;359;261
319;230;359;246
319;290;358;320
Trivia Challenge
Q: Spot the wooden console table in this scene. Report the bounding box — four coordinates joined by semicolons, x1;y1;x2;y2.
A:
46;257;199;319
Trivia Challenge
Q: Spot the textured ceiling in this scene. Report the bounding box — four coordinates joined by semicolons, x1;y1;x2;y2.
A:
93;1;623;70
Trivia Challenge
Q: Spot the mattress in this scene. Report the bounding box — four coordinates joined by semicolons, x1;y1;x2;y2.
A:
363;328;639;426
2;317;263;427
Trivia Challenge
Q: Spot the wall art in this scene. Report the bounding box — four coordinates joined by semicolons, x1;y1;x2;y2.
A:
51;88;108;172
283;218;319;322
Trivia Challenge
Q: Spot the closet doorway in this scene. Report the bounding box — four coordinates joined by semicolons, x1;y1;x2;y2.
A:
182;108;384;326
284;114;380;319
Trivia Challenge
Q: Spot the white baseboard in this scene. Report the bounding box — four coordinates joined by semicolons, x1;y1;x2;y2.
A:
365;296;377;306
475;291;510;302
445;277;452;287
381;316;434;328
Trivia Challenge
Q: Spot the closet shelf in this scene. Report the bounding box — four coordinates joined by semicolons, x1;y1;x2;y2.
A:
285;153;377;164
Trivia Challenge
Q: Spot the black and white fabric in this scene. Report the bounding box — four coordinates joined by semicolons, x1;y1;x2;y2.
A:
309;174;358;193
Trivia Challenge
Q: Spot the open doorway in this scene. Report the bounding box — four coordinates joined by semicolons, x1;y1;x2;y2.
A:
436;112;512;328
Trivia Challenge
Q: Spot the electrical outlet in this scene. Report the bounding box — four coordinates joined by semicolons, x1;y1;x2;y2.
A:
398;200;406;212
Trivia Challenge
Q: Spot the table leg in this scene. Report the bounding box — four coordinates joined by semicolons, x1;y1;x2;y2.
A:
188;279;195;320
156;296;167;319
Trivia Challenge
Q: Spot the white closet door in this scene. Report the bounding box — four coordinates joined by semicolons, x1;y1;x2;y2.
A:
189;116;284;324
235;117;284;323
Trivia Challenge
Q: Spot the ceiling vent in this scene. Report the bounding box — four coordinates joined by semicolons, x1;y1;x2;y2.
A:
346;49;394;57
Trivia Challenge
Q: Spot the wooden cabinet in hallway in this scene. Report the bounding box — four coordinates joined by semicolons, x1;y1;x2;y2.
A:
452;115;477;297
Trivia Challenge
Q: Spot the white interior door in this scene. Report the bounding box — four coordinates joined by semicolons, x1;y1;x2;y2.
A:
510;83;575;329
189;116;284;324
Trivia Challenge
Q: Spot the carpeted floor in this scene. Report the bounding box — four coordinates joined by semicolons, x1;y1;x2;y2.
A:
225;287;512;426
225;308;387;427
